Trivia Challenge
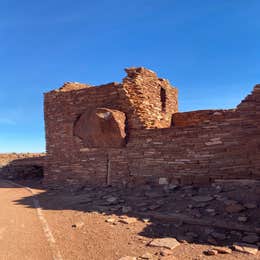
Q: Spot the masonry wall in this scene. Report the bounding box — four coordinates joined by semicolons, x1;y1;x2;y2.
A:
0;153;45;180
44;68;178;185
105;85;260;186
44;68;260;187
122;67;178;129
44;83;122;185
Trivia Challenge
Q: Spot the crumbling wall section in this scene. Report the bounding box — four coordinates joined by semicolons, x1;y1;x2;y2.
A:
122;67;178;129
124;85;260;185
171;109;233;127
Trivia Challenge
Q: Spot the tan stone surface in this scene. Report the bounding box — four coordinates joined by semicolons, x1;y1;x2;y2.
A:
149;238;180;250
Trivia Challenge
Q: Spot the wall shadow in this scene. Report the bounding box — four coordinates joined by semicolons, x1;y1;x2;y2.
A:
0;156;44;180
3;178;260;253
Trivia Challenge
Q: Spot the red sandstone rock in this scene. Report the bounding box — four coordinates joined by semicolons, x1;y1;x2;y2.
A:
74;108;126;148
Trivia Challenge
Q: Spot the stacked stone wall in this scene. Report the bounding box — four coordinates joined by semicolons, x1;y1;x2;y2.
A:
122;67;178;129
44;68;260;187
44;68;178;185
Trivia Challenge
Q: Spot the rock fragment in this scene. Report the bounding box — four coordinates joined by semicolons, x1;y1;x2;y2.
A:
232;243;258;255
71;221;84;229
225;203;244;213
191;196;213;202
244;203;257;209
237;216;248;222
149;238;180;250
142;218;150;224
242;234;259;244
106;196;118;204
204;249;218;256
118;257;137;260
106;218;116;224
140;252;154;259
212;246;232;254
159;249;174;256
119;217;137;224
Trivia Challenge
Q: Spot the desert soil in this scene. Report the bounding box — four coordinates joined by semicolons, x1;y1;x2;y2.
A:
0;179;259;260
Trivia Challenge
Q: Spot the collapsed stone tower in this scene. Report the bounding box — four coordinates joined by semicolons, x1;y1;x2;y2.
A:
44;68;260;186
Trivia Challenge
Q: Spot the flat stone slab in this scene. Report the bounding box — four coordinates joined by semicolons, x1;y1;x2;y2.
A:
149;238;180;250
232;243;258;255
225;204;245;213
118;257;137;260
191;196;214;202
212;246;232;254
119;217;137;224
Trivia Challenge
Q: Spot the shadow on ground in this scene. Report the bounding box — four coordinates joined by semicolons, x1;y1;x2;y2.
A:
3;177;260;255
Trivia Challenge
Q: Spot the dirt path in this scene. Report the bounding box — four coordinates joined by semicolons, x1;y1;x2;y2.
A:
0;180;59;260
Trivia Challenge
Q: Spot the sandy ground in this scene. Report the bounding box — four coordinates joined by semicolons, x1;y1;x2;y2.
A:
0;181;53;260
0;179;259;260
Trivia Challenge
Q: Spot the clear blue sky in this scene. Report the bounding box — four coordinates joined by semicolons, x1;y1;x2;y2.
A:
0;0;259;152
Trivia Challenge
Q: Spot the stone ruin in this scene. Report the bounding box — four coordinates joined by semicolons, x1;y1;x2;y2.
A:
44;67;260;187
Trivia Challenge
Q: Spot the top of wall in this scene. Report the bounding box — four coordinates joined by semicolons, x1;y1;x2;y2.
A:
57;82;92;92
45;67;260;132
237;84;260;111
45;67;176;94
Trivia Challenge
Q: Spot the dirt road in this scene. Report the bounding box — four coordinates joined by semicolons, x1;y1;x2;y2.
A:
0;180;60;260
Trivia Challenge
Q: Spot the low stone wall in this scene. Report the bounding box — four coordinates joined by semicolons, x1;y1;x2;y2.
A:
0;153;45;180
171;109;233;127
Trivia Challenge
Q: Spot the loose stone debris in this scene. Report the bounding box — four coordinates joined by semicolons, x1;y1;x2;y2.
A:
191;196;214;202
149;238;180;250
204;249;218;256
21;178;260;259
225;203;245;213
105;218;116;224
232;243;258;255
119;217;138;224
212;246;232;254
139;252;154;259
71;221;84;229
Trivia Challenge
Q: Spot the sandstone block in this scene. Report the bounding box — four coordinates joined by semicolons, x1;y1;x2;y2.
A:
74;108;126;148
